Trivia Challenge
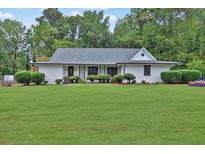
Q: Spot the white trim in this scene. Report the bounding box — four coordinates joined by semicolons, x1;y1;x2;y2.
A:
130;47;157;61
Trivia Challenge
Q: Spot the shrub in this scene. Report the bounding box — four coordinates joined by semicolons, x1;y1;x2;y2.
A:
0;74;3;81
63;79;71;84
181;70;201;83
15;71;30;85
55;79;63;84
112;74;123;83
30;72;45;85
141;80;147;84
63;77;69;80
132;80;136;83
63;77;71;84
95;74;111;83
78;79;86;83
188;81;205;87
161;71;182;84
43;80;48;84
87;75;96;82
123;73;136;83
68;76;80;83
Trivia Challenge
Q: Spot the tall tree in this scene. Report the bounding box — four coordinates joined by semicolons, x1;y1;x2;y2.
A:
32;22;58;58
23;29;33;70
0;19;26;74
78;10;113;47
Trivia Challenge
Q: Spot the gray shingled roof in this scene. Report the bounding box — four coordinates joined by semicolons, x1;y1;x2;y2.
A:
34;48;180;65
41;48;140;65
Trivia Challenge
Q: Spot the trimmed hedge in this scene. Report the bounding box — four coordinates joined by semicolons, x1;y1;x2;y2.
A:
181;70;201;83
95;74;111;83
112;74;123;83
161;69;201;84
30;72;45;85
161;71;182;83
123;73;136;82
55;79;63;84
68;76;80;83
15;71;30;85
87;75;96;82
15;71;45;85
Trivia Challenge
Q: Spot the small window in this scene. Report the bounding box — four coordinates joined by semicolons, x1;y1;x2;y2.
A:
107;67;118;77
88;67;98;75
141;53;145;57
144;65;151;76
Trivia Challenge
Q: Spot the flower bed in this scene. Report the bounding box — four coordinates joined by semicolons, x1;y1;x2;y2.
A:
188;81;205;87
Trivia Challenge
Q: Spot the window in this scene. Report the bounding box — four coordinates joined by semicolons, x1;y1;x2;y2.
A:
141;53;145;57
107;67;118;77
88;67;98;75
144;65;151;76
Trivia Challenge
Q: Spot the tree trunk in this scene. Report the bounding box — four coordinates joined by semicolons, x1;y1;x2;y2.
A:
12;50;17;75
26;50;30;71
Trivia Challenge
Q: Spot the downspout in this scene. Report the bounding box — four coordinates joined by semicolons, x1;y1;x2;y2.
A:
79;65;80;77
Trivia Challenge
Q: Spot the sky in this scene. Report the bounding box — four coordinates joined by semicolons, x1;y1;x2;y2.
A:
0;8;130;32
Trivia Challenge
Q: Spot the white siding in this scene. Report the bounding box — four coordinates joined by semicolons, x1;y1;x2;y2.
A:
38;64;63;84
38;63;171;84
124;64;171;83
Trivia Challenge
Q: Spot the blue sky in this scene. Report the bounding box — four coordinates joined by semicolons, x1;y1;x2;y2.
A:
0;8;130;32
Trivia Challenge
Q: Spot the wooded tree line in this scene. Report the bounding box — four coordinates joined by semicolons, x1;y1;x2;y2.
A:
0;8;205;76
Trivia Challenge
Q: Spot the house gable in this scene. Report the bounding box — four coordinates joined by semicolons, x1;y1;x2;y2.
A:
130;48;156;61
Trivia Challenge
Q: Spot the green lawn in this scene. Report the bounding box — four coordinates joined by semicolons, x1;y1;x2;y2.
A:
0;84;205;144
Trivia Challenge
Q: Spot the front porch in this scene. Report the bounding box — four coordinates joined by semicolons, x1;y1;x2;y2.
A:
63;65;123;80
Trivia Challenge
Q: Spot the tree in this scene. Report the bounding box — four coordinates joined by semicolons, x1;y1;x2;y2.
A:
63;15;82;40
0;19;26;74
78;10;113;47
32;22;58;58
23;29;33;71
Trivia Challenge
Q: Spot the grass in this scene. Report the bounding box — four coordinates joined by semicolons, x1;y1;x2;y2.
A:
0;84;205;144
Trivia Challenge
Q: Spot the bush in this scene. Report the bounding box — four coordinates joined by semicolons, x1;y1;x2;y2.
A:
63;77;69;80
141;80;148;84
63;77;71;84
181;70;201;83
78;79;86;83
63;80;71;84
161;71;182;84
30;72;45;85
43;80;48;84
87;75;96;82
95;74;111;83
0;73;3;81
123;73;136;83
15;71;30;85
112;74;123;83
55;79;63;84
68;76;80;83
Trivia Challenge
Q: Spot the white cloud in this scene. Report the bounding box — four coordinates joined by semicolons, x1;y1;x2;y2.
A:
0;12;14;19
68;10;81;16
105;14;117;22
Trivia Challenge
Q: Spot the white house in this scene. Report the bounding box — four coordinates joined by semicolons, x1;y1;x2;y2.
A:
33;48;180;83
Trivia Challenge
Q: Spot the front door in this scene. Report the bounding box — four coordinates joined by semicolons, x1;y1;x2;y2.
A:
68;66;74;77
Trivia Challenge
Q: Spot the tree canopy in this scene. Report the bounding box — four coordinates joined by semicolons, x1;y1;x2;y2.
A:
0;8;205;76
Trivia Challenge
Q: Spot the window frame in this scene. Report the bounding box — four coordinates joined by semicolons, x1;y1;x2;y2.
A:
88;67;98;75
144;65;151;76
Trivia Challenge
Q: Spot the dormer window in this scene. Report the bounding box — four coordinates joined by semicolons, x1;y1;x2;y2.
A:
141;53;145;57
